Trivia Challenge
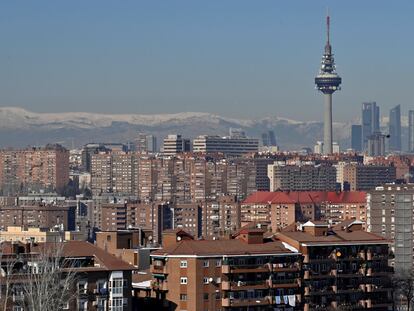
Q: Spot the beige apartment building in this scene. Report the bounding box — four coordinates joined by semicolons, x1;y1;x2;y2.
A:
0;226;85;243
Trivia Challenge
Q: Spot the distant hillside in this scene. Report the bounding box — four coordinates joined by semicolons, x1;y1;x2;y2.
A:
0;107;352;150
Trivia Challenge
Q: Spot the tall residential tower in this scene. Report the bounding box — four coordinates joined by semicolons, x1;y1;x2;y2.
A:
315;15;342;154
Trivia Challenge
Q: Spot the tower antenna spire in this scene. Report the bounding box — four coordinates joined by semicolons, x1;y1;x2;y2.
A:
326;9;330;45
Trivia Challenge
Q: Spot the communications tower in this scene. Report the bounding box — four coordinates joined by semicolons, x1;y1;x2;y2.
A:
315;14;342;154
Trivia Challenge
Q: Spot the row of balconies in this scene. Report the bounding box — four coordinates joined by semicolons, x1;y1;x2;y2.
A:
221;296;272;307
221;278;299;291
221;263;299;274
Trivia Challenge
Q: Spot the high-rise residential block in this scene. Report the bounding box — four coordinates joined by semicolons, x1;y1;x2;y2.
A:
367;184;414;274
267;161;337;191
389;104;401;152
0;145;69;195
202;195;240;238
341;163;396;191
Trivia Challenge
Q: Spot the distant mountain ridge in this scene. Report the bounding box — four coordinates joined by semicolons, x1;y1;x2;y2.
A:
0;107;352;150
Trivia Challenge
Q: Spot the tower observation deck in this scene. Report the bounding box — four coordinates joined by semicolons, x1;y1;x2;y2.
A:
315;15;342;154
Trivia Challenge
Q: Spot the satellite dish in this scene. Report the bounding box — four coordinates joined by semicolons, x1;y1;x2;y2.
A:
177;236;182;241
208;278;214;283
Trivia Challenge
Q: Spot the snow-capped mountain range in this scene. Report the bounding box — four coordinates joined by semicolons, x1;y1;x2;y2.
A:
0;107;352;149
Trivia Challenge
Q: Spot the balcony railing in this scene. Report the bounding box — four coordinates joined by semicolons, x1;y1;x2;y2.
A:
221;296;272;307
221;280;268;291
150;265;168;275
221;264;268;274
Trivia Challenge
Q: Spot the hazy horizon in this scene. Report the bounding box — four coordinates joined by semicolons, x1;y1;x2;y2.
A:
0;1;413;122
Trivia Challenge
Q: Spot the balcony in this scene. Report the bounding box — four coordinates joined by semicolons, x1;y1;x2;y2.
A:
267;278;299;289
221;296;272;307
151;281;168;292
221;264;268;274
150;265;168;275
221;280;268;291
272;263;300;273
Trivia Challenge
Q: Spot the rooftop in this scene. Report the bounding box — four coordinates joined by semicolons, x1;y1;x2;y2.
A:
243;191;366;205
151;239;296;257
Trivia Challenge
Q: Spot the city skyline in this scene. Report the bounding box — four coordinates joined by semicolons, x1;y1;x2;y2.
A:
0;1;413;122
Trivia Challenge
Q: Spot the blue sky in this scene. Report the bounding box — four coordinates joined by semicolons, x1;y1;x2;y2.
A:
0;1;413;121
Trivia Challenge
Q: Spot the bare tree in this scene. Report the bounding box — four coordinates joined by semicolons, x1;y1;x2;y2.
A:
19;242;79;311
0;251;20;311
393;272;414;311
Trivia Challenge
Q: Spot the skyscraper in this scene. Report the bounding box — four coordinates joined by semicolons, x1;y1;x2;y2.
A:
362;102;380;150
389;104;401;152
409;110;414;153
351;124;362;151
315;15;342;154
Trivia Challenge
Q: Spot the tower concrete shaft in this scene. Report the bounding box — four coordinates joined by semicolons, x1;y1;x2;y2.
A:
324;94;333;154
315;14;341;155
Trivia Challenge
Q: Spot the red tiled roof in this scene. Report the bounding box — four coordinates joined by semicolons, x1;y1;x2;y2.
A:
151;239;296;257
243;191;366;205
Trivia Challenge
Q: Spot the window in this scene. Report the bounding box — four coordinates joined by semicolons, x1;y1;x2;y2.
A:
203;260;209;267
180;294;187;301
180;260;188;268
112;278;123;294
78;281;87;294
111;298;123;311
203;277;209;284
204;293;209;300
180;277;188;284
215;259;221;267
78;300;88;311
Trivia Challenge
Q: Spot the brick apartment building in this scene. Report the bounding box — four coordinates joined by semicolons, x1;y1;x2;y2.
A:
150;229;302;310
0;145;69;195
277;220;393;310
202;195;241;238
0;203;76;231
90;152;258;202
0;240;134;311
242;191;367;232
150;222;393;311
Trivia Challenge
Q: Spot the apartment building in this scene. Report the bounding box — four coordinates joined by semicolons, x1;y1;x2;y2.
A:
0;203;76;231
339;163;396;191
242;191;368;232
90;151;137;196
0;226;85;243
202;195;241;238
268;161;337;191
192;135;259;157
0;145;69;195
367;184;414;274
150;229;302;311
0;241;134;311
277;220;393;311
